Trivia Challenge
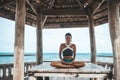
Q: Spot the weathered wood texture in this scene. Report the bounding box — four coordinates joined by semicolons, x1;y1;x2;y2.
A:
0;62;113;80
36;13;43;65
13;0;26;80
0;0;111;28
0;0;14;9
92;0;105;14
0;62;36;80
41;16;48;29
108;0;120;80
28;62;110;80
41;8;86;15
26;0;37;15
88;10;96;63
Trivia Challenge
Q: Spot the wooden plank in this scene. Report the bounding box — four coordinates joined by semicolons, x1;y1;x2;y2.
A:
36;13;43;65
45;21;88;25
41;0;50;6
28;62;110;79
108;0;120;80
0;0;14;9
41;8;86;15
94;8;108;20
48;0;55;9
92;0;105;14
0;5;37;19
34;73;108;78
26;0;37;15
41;16;48;29
119;0;120;5
76;0;84;9
13;0;26;80
28;62;109;73
50;77;89;80
88;9;96;64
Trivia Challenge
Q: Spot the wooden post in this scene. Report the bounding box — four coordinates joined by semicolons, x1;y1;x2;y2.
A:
36;13;43;65
108;0;120;80
13;0;26;80
88;9;96;63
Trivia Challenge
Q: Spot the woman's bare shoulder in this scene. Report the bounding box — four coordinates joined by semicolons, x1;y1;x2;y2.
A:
60;43;66;46
71;43;76;47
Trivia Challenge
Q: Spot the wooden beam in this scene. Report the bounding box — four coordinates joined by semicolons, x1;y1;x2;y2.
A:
40;0;54;28
94;16;108;25
41;8;86;15
36;13;43;65
48;0;55;9
1;4;37;19
44;21;88;28
26;0;37;15
45;21;88;25
119;0;120;6
13;0;26;80
47;17;87;22
95;15;108;22
92;0;105;14
54;2;79;6
76;0;84;9
43;24;88;29
0;0;14;9
41;16;48;28
108;0;120;80
119;0;120;4
88;9;96;63
41;0;50;6
94;8;108;18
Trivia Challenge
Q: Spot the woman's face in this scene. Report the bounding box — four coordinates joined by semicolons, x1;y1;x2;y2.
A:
65;35;71;43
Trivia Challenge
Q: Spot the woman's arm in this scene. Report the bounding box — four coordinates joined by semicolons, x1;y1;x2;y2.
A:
59;44;63;60
72;44;76;61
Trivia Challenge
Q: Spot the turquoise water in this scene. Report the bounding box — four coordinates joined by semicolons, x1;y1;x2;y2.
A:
0;52;113;64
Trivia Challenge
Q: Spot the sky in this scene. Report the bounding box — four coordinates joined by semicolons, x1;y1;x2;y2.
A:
0;17;112;53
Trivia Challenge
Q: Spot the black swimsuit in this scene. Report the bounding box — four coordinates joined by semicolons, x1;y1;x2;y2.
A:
62;43;74;63
63;48;73;56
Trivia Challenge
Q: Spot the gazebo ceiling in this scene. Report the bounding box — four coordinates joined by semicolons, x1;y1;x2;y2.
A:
0;0;120;28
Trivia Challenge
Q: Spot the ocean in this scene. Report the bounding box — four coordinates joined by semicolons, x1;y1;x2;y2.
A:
0;52;113;64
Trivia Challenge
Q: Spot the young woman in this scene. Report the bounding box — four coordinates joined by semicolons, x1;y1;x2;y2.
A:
51;33;85;68
59;33;76;64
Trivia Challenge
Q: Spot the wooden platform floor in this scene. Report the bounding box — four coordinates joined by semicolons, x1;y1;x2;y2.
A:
0;76;104;80
24;77;104;80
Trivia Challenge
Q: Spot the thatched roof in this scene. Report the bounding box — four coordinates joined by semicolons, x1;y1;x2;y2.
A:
0;0;120;28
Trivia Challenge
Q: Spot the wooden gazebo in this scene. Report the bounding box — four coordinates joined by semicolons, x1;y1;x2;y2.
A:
0;0;120;80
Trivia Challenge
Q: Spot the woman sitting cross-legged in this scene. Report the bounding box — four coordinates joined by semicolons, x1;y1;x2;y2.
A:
51;33;85;68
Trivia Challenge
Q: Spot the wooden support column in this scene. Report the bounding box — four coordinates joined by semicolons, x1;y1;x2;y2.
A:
36;13;43;65
13;0;26;80
88;9;96;63
108;0;120;80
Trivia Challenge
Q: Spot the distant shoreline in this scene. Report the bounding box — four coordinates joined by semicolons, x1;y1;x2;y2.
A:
0;54;113;57
0;52;113;57
97;55;113;57
0;54;35;56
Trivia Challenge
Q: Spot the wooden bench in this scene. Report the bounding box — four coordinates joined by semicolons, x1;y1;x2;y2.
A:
28;62;111;80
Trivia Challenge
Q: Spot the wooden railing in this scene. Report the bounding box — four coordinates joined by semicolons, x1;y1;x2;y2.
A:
97;62;113;79
0;63;13;80
0;62;36;80
0;61;113;80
